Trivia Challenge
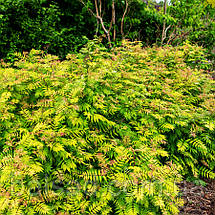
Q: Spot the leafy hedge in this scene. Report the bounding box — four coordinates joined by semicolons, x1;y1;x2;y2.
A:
0;41;214;214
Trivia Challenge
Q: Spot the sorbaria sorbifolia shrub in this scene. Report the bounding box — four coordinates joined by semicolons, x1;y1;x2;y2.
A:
0;41;214;214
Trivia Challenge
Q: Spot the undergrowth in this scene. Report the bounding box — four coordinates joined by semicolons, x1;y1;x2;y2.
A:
0;40;214;214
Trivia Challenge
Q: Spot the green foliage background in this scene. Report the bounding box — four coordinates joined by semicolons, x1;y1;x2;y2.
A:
0;0;91;59
0;0;214;62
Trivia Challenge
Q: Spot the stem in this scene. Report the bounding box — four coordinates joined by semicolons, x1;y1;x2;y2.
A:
121;0;129;39
161;0;167;45
96;0;112;47
79;0;112;47
112;0;116;41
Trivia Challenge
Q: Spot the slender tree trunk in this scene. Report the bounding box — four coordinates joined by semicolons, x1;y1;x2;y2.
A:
94;0;112;47
161;0;167;45
112;0;116;41
79;0;116;47
121;0;129;39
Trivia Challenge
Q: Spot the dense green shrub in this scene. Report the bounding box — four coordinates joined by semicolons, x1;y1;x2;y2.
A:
0;0;90;60
0;41;214;214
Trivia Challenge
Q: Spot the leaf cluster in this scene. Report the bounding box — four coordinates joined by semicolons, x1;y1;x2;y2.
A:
0;41;214;214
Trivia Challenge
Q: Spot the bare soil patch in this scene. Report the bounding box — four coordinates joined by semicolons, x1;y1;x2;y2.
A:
179;180;215;215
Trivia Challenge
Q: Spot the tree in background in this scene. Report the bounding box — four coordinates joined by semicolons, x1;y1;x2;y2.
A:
0;0;214;61
0;0;93;59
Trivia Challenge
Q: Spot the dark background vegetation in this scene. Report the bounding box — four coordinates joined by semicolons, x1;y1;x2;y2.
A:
0;0;214;65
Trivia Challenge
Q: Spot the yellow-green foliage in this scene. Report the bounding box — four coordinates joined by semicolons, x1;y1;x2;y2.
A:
0;41;214;214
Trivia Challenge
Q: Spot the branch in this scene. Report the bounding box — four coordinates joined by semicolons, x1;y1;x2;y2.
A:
167;28;191;45
78;0;96;17
166;27;176;45
94;0;99;17
99;0;102;15
79;0;112;47
161;0;167;45
162;24;171;44
121;0;129;39
112;0;116;41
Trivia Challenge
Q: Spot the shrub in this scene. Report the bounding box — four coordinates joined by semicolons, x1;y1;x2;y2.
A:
0;41;214;214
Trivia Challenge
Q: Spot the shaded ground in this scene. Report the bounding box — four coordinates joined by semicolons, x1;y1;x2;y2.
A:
179;180;215;215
